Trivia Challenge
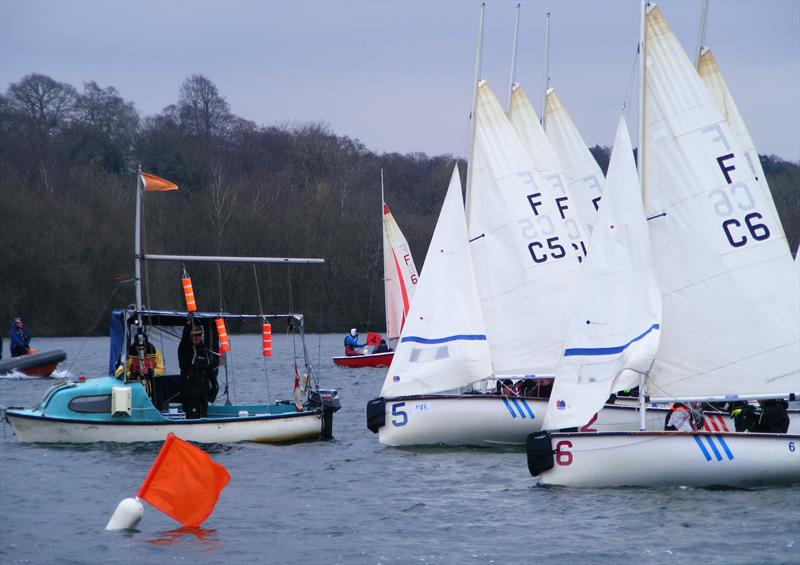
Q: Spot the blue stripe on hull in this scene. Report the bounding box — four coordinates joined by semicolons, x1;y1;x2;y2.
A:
693;435;712;461
502;397;517;418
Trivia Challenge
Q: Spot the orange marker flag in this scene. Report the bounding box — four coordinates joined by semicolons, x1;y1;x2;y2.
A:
137;433;230;527
366;332;381;346
140;171;179;192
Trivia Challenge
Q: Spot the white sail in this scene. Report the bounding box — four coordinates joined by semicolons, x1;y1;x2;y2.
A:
383;202;419;340
509;84;591;257
381;166;492;397
697;47;786;244
543;87;605;233
543;117;661;431
468;81;583;376
643;5;799;399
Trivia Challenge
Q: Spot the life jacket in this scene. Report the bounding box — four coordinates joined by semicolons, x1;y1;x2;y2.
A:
130;355;156;374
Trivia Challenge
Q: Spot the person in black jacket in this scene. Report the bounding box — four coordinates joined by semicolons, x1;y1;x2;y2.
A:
178;324;218;419
752;399;790;433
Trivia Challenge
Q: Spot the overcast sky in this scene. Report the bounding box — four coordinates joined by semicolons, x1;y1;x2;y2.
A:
2;0;798;161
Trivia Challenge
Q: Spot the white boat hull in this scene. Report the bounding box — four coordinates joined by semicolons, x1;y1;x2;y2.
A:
6;411;323;444
531;431;800;488
373;395;714;447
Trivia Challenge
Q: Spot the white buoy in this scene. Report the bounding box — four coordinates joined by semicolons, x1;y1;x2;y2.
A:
105;497;144;530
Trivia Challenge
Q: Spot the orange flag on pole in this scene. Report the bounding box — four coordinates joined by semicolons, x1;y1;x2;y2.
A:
137;433;230;527
140;172;179;192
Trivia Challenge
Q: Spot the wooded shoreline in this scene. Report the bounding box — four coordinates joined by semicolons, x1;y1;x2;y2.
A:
1;73;797;336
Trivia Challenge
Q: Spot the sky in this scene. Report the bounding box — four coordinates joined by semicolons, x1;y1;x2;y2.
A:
1;0;798;161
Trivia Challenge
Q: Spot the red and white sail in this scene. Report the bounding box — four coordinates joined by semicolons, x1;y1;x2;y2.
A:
383;203;419;340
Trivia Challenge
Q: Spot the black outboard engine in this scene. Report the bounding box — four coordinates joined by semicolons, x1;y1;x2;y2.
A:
309;388;341;440
366;397;386;433
526;432;555;477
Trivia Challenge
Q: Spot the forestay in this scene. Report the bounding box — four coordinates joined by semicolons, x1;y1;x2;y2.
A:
543;117;661;431
467;81;583;376
509;85;590;257
381;166;492;397
697;47;786;246
383;202;419;340
543;87;605;234
643;5;799;400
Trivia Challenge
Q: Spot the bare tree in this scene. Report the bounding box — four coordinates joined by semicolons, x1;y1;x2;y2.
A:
7;73;77;141
177;75;232;140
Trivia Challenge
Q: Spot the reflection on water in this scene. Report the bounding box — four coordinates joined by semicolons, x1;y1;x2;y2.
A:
145;526;218;547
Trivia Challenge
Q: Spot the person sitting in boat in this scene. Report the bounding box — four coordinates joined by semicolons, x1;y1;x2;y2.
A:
178;324;218;419
344;328;367;356
9;317;31;357
664;402;704;432
116;332;166;410
373;339;392;354
751;399;790;433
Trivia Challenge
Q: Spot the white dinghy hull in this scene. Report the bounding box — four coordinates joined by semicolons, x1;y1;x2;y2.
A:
6;411;324;444
369;396;697;447
528;431;800;488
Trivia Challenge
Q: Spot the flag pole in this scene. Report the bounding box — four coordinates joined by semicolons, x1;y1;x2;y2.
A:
135;164;144;312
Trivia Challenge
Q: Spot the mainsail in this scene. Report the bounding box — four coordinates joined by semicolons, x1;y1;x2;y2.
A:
383;202;419;340
509;84;591;256
543;87;606;233
697;47;786;245
642;5;799;399
543;117;661;431
381;166;492;397
467;81;583;376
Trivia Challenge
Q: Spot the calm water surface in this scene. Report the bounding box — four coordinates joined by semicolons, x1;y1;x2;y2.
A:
1;335;798;564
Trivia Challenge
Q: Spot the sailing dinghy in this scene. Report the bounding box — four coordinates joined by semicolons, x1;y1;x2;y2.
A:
367;81;688;447
333;173;418;368
527;4;799;488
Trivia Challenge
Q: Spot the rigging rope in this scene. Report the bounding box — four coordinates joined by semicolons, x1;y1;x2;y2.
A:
66;279;124;374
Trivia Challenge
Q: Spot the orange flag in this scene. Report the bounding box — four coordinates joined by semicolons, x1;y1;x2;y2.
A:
366;332;381;346
137;433;230;527
140;172;179;192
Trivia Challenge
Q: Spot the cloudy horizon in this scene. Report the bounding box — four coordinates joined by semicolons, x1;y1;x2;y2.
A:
2;0;798;161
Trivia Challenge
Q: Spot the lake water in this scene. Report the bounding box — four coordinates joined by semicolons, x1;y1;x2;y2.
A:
1;334;798;564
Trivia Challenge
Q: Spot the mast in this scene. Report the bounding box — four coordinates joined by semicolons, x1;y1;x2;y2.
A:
506;3;521;116
464;2;485;216
695;0;710;66
637;0;648;430
134;164;143;312
637;0;646;198
381;168;388;337
541;12;551;126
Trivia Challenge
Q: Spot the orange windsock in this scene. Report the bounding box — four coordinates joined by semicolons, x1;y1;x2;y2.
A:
261;322;272;357
215;318;230;354
182;276;197;312
140;172;179;192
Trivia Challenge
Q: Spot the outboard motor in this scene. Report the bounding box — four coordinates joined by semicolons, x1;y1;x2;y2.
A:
366;397;386;433
309;388;341;440
526;432;555;477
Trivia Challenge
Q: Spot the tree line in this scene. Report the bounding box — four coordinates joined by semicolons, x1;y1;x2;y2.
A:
0;73;797;336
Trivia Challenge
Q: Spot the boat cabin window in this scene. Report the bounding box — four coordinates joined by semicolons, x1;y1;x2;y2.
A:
68;395;112;413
